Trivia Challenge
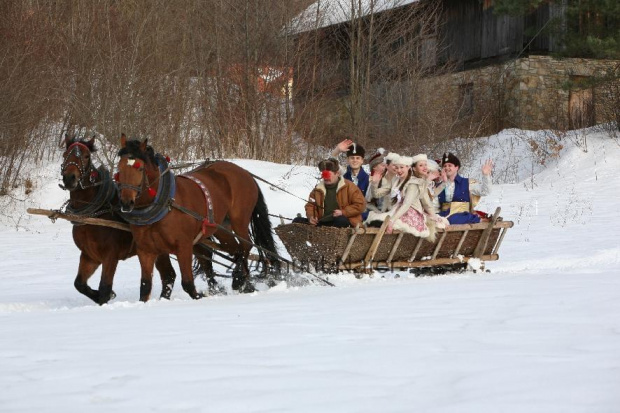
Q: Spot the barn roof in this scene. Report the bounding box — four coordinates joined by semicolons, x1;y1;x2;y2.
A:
291;0;422;34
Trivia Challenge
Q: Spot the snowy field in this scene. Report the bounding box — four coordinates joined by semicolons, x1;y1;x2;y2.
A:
1;128;619;412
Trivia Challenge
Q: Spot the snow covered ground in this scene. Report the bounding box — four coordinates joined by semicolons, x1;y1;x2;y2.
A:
1;128;619;412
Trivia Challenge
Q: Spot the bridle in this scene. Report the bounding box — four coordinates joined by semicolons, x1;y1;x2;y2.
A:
116;157;159;200
60;142;99;190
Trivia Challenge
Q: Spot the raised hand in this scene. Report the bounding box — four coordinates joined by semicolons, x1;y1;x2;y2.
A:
481;159;494;176
336;139;353;153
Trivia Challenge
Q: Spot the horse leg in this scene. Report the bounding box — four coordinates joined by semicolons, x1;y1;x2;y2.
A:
155;254;176;300
137;252;157;302
231;253;245;291
231;252;255;293
178;246;204;299
193;244;221;294
74;253;101;303
231;222;256;293
97;258;119;305
239;251;256;293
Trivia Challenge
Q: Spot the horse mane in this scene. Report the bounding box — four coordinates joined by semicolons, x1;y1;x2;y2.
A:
67;136;98;152
117;139;156;165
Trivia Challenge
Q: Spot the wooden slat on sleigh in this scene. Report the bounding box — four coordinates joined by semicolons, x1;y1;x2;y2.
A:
275;207;513;272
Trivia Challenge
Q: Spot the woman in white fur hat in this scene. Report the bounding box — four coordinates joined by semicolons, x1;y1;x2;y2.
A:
366;154;445;241
365;149;399;214
423;158;449;214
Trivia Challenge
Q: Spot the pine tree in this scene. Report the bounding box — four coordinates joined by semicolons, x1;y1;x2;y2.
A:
494;0;619;59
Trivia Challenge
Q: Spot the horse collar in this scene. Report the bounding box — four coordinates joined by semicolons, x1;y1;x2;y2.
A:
117;154;176;225
66;167;116;217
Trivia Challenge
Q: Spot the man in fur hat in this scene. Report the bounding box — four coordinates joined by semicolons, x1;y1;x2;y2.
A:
296;158;366;228
437;152;494;224
331;138;369;197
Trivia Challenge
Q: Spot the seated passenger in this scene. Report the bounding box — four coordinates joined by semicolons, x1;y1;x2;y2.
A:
438;152;494;225
332;138;369;196
294;158;366;228
383;152;400;188
365;150;390;214
424;158;445;214
366;151;400;214
365;155;442;241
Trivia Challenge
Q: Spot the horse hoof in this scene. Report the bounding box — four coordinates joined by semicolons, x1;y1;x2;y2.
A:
241;283;256;294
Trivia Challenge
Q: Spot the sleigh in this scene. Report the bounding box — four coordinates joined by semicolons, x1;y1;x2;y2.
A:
275;207;513;275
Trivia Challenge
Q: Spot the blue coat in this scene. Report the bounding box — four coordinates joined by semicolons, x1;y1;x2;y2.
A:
438;175;480;225
344;166;370;220
344;166;369;196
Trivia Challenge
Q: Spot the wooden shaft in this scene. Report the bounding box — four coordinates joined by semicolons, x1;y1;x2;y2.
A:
27;208;130;232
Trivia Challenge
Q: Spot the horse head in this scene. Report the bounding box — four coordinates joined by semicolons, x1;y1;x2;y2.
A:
117;134;158;213
61;133;97;191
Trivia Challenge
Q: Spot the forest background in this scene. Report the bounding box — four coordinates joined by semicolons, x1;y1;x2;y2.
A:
1;0;618;193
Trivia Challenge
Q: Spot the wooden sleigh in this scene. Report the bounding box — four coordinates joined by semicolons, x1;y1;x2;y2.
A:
275;207;513;275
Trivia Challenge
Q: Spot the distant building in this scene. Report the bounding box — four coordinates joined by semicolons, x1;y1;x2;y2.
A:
292;0;618;135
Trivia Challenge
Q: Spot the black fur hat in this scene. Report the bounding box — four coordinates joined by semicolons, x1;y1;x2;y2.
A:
346;143;365;158
318;158;340;173
441;152;461;168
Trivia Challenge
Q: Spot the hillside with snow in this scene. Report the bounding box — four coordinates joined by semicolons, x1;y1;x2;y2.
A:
1;128;619;412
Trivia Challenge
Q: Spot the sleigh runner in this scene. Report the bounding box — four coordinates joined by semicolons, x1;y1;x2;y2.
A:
275;207;513;274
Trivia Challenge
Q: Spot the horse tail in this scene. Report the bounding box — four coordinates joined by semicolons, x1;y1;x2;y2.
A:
250;184;279;264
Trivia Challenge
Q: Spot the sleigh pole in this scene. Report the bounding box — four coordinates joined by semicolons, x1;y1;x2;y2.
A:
26;208;131;232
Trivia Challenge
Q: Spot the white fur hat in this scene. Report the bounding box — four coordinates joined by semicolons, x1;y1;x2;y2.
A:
411;153;428;165
426;158;441;172
384;152;400;163
393;155;414;166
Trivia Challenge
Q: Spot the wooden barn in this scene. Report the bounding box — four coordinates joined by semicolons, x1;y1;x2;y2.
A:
291;0;617;138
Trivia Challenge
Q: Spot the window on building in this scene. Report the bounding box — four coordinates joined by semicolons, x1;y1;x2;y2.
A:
458;83;474;118
568;76;595;130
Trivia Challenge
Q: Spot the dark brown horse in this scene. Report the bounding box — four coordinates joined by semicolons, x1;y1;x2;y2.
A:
116;136;278;301
61;135;177;304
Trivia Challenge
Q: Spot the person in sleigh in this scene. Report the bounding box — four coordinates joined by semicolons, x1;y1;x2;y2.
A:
294;158;366;228
438;152;494;224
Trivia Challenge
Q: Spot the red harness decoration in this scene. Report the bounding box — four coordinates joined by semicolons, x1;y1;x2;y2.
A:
179;174;216;235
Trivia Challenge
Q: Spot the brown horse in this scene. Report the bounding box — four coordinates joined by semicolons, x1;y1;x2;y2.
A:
116;136;278;301
61;135;177;304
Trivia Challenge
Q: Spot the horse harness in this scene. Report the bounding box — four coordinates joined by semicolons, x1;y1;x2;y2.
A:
117;154;216;242
61;142;117;218
61;142;101;191
174;174;216;244
65;167;117;218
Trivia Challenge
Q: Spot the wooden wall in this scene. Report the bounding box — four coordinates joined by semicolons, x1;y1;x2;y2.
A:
440;0;525;65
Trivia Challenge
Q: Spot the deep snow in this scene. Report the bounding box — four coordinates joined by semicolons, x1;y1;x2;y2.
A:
1;128;619;412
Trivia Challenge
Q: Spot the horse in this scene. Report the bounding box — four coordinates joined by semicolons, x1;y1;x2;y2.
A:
116;135;278;301
60;134;177;304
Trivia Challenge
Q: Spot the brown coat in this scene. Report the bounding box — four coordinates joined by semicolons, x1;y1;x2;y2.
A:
305;178;366;227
